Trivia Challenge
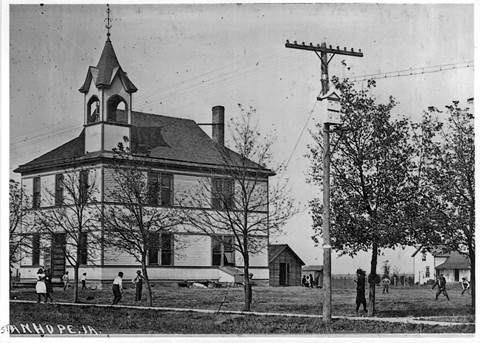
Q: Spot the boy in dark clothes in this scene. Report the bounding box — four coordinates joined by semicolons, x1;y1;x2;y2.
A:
354;269;367;313
432;274;450;300
44;269;54;303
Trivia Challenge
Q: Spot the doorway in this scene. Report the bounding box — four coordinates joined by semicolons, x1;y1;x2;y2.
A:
279;263;290;286
51;233;66;279
454;269;460;282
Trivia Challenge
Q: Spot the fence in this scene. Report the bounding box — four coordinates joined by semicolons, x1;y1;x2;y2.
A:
332;274;415;289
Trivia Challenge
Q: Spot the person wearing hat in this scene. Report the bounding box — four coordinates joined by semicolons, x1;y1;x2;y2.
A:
132;270;144;301
354;268;367;313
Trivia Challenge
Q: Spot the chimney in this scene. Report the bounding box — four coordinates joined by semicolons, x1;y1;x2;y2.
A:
212;105;225;145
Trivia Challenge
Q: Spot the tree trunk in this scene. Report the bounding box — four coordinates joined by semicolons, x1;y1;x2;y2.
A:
243;235;252;312
368;243;378;316
142;260;153;307
73;266;79;303
469;248;475;308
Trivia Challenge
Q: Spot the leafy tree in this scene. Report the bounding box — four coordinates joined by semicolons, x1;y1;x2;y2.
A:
101;141;185;307
308;78;420;315
414;101;475;307
184;105;296;311
34;171;101;303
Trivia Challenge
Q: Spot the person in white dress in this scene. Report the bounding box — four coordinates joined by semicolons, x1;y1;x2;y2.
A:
35;268;47;303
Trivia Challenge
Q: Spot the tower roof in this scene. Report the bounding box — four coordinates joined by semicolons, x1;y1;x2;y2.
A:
79;38;137;94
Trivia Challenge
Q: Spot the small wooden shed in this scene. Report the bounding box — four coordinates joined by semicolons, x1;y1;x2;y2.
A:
268;244;305;286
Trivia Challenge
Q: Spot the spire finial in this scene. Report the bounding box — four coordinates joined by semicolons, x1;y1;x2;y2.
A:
105;4;112;38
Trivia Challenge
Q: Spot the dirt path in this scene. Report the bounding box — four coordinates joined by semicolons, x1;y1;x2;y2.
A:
10;300;473;327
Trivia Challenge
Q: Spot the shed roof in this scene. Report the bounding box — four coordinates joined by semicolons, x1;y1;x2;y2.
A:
268;244;305;266
435;252;470;270
302;265;324;272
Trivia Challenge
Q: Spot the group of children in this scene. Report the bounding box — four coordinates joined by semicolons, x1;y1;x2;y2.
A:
35;269;89;303
301;274;317;288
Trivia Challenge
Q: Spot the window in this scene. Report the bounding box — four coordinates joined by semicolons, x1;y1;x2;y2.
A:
212;236;235;266
79;232;88;265
421;252;427;262
147;172;173;207
147;172;159;205
211;178;234;210
212;238;222;266
425;266;430;278
79;170;89;204
55;174;64;206
160;174;173;206
32;233;40;266
33;177;41;209
160;233;173;266
147;232;159;266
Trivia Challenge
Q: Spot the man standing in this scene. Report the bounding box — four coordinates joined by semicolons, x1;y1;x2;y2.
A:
432;273;450;301
354;269;367;313
460;277;470;295
132;270;144;301
112;272;124;305
381;275;391;294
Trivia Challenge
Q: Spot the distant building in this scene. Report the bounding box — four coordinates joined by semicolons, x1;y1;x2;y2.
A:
411;246;471;284
268;244;305;286
302;265;323;288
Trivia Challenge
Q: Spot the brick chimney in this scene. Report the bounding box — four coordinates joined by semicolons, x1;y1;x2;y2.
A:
212;105;225;145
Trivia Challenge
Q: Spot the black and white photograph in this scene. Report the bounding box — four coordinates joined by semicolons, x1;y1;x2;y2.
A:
2;1;476;339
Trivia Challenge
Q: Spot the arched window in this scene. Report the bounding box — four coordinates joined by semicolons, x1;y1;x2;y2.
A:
106;95;128;123
87;96;100;124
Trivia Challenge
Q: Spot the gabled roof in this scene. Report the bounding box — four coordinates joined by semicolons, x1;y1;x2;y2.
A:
411;245;451;258
268;244;305;265
15;110;274;175
302;265;323;272
435;252;470;270
79;38;137;94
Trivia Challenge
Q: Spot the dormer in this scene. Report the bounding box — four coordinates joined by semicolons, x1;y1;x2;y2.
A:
79;38;137;154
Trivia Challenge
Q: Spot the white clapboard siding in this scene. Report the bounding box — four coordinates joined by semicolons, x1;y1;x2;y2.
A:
104;247;139;265
174;174;210;208
175;235;212;266
235;238;268;267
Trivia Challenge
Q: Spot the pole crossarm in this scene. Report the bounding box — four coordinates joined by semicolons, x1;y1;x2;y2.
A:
285;40;363;58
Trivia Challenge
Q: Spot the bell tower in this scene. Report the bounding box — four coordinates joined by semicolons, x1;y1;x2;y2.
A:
78;5;137;154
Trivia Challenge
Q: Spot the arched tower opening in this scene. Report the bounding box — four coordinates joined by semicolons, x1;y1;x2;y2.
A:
106;94;128;123
87;95;100;124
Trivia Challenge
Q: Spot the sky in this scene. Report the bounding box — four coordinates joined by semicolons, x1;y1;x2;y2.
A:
8;3;474;274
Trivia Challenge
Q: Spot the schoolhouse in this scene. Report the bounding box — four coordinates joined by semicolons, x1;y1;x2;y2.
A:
15;27;273;286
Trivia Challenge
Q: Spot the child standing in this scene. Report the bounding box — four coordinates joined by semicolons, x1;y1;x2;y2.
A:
132;270;144;301
62;271;70;291
112;272;124;305
35;268;47;303
81;272;87;290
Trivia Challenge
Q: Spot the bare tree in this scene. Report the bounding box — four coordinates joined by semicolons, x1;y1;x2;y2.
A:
9;179;32;286
184;105;296;311
34;170;101;303
101;141;185;306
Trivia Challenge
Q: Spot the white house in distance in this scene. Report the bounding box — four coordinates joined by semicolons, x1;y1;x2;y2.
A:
15;27;273;286
411;246;471;284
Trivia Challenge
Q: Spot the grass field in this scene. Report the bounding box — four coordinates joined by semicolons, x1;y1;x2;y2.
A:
10;284;474;334
9;303;474;335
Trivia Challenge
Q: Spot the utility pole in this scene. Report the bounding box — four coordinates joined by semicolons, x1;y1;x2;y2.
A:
285;40;363;325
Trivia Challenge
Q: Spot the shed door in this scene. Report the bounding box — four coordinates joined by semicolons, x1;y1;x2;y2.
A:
454;269;460;282
279;263;289;286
